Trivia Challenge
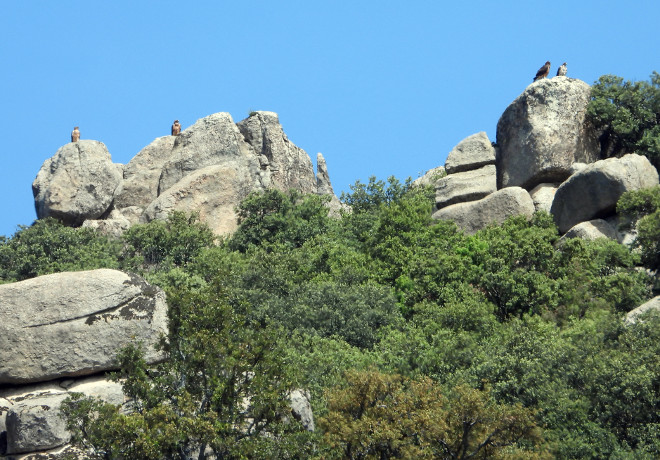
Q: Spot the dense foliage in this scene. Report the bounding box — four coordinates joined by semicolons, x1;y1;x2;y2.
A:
588;72;660;167
3;179;659;458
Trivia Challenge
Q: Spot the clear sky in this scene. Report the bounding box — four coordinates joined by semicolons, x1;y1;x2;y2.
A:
1;1;658;237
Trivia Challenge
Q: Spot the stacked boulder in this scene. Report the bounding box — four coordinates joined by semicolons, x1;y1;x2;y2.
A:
431;76;659;238
0;269;168;458
33;111;339;236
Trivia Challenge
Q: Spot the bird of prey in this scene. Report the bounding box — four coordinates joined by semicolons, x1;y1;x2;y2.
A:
556;63;567;77
533;61;551;81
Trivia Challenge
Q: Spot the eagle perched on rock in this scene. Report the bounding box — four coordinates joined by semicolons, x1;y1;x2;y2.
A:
533;61;551;81
556;63;567;76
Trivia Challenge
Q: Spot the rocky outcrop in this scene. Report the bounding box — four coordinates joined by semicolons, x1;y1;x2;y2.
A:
444;132;496;174
432;187;535;234
32;140;122;226
0;269;167;384
35;112;339;236
496;77;600;190
551;154;659;233
435;165;497;210
625;296;660;325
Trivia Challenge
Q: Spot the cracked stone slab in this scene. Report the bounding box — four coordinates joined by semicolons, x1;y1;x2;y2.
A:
0;269;168;384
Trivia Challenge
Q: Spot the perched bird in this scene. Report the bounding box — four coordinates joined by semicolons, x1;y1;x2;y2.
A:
533;61;551;81
556;62;567;77
71;126;80;142
171;120;181;136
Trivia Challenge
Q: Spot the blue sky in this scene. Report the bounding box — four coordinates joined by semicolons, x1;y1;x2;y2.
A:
1;1;658;237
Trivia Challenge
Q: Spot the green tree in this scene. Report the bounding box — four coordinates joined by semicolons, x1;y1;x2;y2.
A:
0;218;120;282
121;211;215;272
587;72;660;167
61;277;314;459
320;369;547;460
228;189;333;252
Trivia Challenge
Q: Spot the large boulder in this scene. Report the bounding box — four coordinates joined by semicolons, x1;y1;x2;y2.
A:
1;376;125;457
496;77;601;190
32;140;122;225
5;393;70;455
432;187;535;234
158;113;259;194
237;111;317;194
113;135;176;211
550;154;659;233
0;269;168;384
435;165;497;210
559;219;619;242
444;132;496;174
144;164;255;235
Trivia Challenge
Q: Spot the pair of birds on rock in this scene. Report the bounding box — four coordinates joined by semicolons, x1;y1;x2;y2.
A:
534;61;567;81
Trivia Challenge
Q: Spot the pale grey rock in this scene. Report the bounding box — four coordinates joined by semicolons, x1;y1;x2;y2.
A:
625;296;660;325
445;132;496;174
144;164;255;235
530;183;558;213
316;153;344;217
1;377;126;458
158;112;260;194
5;393;70;455
237;111;317;194
433;187;535;234
412;166;446;187
32;140;122;225
316;153;334;196
0;269;168;384
288;389;315;431
551;154;659;233
560;219;619;242
496;78;601;190
435;165;497;210
114;135;176;210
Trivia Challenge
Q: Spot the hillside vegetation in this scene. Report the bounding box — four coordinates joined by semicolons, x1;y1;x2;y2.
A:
1;72;659;459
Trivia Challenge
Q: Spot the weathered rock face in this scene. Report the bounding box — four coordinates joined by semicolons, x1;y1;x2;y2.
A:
144;164;255;235
444;132;496;174
237;111;317;194
551;154;659;233
435;165;496;210
114;135;176;210
432;187;535;234
0;269;167;384
32;140;122;225
496;77;601;190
